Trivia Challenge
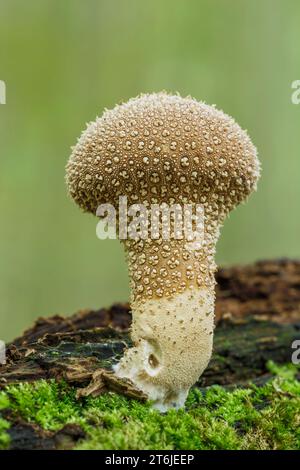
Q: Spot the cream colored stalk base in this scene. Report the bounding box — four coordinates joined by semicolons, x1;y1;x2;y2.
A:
114;287;214;412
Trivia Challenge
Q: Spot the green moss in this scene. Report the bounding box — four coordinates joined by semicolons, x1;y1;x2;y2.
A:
0;418;10;450
0;392;10;449
0;362;299;450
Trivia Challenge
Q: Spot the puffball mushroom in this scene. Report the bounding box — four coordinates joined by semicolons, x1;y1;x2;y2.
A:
66;92;260;411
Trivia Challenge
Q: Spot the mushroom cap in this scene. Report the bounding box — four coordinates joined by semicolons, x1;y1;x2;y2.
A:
66;92;260;215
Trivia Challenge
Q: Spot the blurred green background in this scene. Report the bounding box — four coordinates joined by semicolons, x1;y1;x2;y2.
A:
0;0;299;341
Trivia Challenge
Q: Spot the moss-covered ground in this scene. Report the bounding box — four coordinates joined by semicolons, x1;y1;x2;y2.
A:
0;362;299;450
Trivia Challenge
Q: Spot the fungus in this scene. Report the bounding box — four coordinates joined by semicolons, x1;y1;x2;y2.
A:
66;92;260;411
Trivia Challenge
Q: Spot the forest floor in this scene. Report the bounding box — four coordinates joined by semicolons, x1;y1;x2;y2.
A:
0;259;299;450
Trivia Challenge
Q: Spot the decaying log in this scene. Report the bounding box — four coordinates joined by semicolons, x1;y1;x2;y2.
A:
1;259;300;449
1;259;300;392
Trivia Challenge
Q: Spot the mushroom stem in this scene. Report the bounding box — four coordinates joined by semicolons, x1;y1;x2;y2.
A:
115;288;214;411
114;237;216;411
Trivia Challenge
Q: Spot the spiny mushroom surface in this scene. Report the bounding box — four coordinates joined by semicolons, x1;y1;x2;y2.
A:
66;92;260;411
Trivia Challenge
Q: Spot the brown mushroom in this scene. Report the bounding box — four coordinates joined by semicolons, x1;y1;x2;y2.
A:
66;92;260;410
